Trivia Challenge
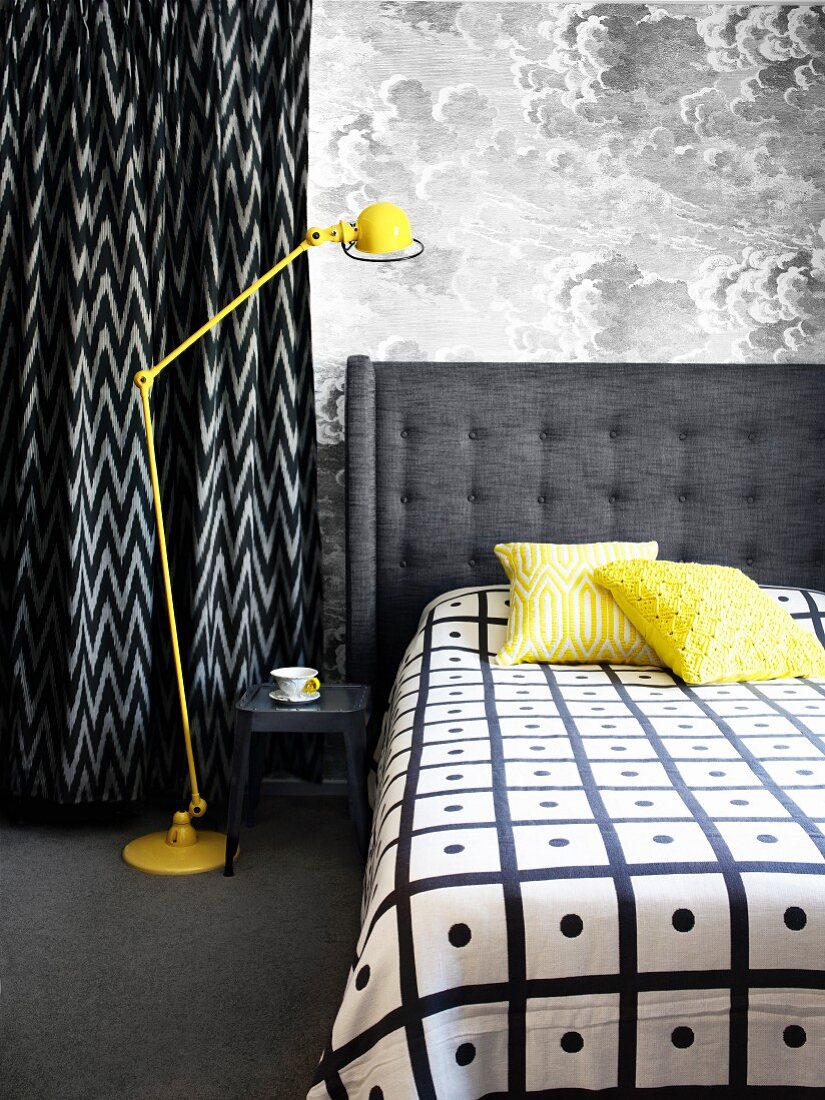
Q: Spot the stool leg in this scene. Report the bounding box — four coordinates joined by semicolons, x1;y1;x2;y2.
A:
343;714;370;859
246;731;265;827
225;711;253;876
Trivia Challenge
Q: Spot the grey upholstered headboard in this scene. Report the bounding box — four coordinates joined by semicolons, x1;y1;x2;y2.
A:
345;356;825;710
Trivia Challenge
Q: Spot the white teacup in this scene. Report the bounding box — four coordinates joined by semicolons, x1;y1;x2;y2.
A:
270;666;320;700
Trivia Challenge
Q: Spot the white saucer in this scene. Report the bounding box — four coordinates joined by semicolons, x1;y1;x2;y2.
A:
269;690;320;705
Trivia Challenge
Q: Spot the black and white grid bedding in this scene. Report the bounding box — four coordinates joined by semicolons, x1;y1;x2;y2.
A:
309;585;825;1099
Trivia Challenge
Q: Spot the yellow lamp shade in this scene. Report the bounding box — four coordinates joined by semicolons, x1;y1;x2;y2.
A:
355;202;414;254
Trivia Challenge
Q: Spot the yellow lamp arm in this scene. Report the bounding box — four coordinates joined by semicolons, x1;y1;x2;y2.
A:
133;220;356;819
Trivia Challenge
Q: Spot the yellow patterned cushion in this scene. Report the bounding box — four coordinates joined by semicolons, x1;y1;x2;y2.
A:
594;560;825;684
494;541;662;667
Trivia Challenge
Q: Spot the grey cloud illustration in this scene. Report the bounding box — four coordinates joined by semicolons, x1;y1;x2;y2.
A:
433;83;496;128
310;2;825;673
691;243;825;363
512;250;699;361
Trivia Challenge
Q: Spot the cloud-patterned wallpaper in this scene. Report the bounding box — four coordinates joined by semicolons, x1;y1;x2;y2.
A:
309;2;825;676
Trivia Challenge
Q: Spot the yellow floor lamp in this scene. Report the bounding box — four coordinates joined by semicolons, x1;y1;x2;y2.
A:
123;203;423;874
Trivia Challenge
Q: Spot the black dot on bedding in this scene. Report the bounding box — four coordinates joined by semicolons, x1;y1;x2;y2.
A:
784;906;807;931
449;631;461;638
672;908;695;932
784;1025;806;1048
653;834;673;844
779;595;789;602
797;768;814;776
757;834;778;844
560;913;583;938
540;800;558;808
622;770;638;777
710;770;726;777
526;723;539;729
449;657;460;663
602;723;616;729
548;837;569;848
774;744;788;750
444;844;465;855
531;745;543;751
730;799;749;806
610;746;626;752
534;770;551;777
446;774;463;781
635;799;653;807
449;923;472;948
355;965;371;991
671;1026;694;1049
561;1031;584;1053
448;748;463;755
455;1043;476;1066
369;1088;384;1100
444;804;463;813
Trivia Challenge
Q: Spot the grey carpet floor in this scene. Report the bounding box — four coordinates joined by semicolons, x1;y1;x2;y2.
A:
1;797;363;1100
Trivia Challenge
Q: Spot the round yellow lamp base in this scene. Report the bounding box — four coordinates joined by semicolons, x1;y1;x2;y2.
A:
122;811;232;875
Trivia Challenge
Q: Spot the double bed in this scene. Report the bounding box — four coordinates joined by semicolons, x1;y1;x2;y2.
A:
309;358;825;1098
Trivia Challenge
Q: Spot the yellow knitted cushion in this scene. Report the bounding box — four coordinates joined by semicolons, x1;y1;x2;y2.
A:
494;541;662;667
594;560;825;684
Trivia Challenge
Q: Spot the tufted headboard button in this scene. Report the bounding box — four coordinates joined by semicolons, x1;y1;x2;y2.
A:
747;432;755;442
468;558;477;567
468;430;478;440
400;428;409;439
746;557;754;566
467;493;476;503
608;495;616;504
746;496;754;505
678;432;687;441
399;560;407;568
678;494;686;503
609;430;618;439
537;495;546;504
539;431;548;441
400;495;409;504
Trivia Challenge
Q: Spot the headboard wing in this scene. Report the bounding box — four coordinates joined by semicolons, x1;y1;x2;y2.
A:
346;356;825;709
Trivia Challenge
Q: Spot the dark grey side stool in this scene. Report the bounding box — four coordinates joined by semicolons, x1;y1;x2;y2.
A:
224;683;371;876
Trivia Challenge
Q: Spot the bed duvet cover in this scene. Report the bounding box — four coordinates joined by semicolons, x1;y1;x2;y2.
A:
309;585;825;1099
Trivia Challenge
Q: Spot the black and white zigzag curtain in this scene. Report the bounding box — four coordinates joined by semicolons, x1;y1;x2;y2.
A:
0;0;322;805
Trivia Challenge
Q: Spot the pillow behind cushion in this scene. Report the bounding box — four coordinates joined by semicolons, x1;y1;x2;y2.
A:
494;540;662;667
594;560;825;684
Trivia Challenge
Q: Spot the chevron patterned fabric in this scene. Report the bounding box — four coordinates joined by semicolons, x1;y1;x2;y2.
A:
0;0;322;805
